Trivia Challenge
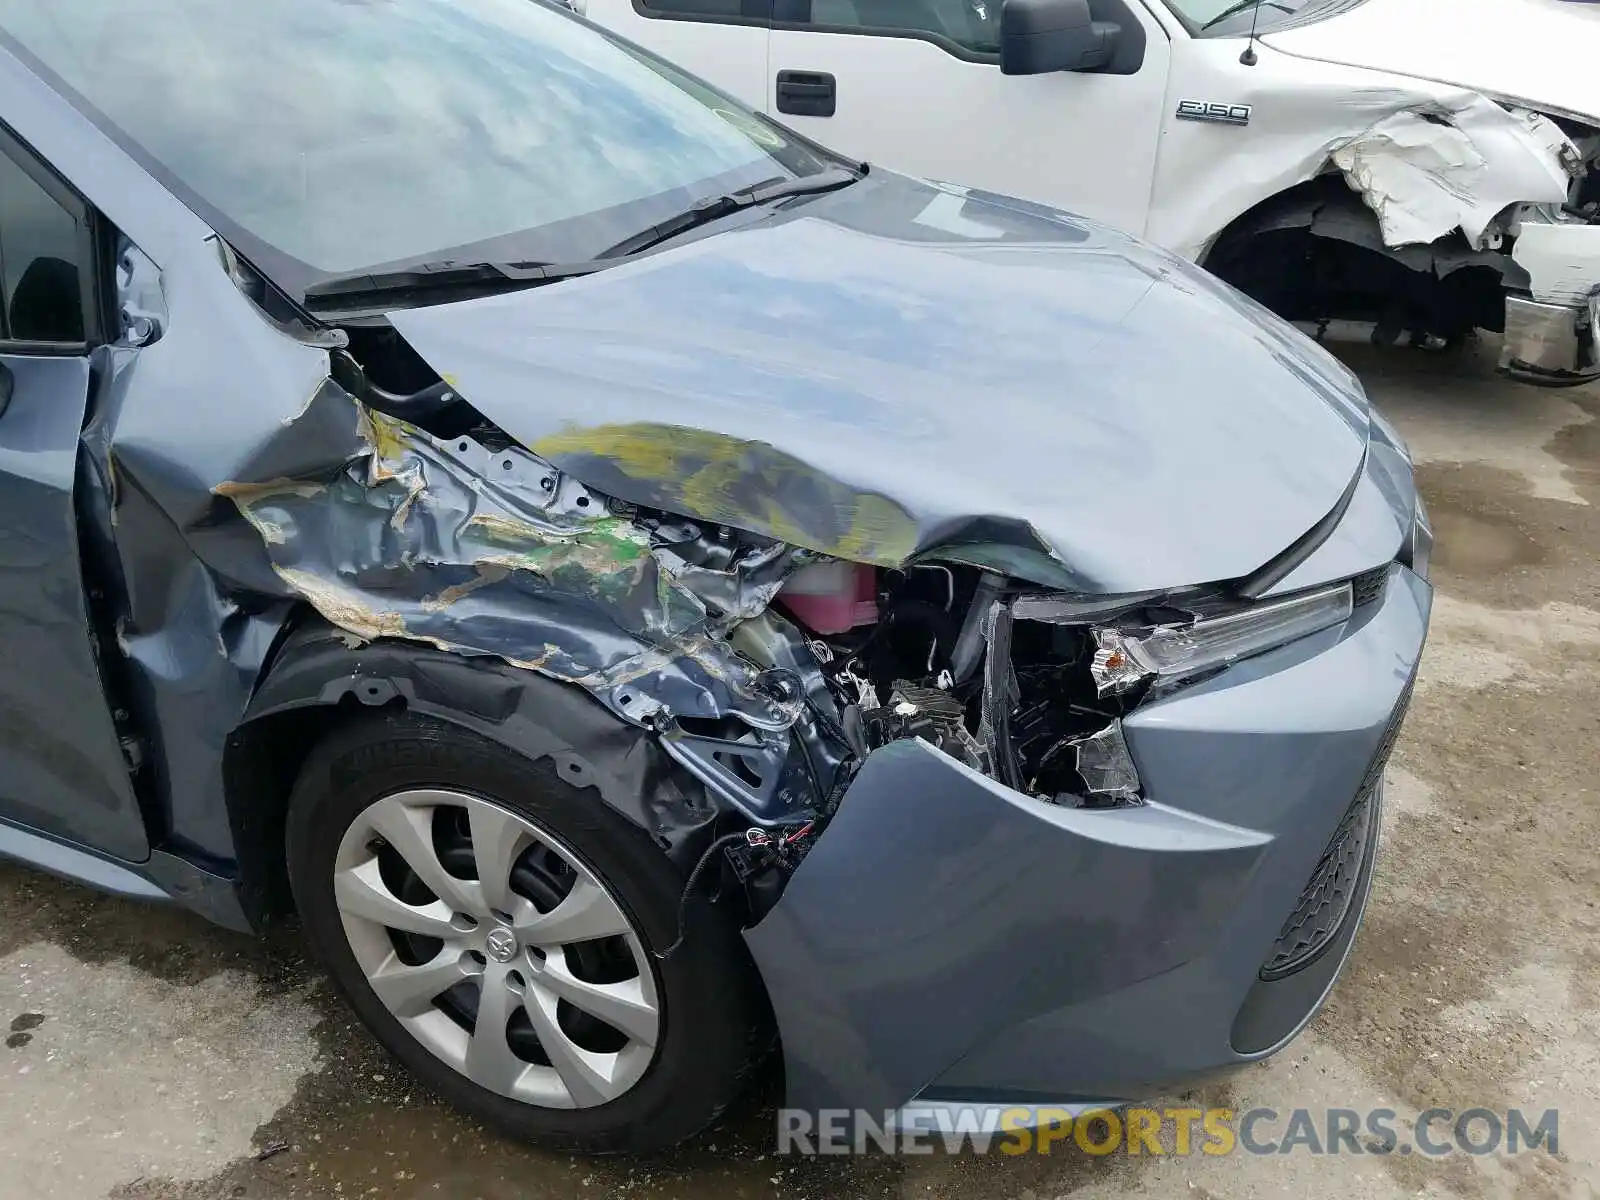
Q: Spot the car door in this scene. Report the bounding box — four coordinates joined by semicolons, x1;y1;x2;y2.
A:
766;0;1172;234
583;0;773;111
0;123;149;864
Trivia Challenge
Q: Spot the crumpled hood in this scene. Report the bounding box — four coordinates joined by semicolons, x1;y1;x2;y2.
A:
1263;0;1600;122
390;173;1369;594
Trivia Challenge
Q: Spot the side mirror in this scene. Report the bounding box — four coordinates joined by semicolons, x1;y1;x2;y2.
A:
999;0;1119;75
0;363;12;421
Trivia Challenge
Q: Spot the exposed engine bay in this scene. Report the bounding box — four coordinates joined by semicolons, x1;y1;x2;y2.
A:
657;543;1151;817
523;502;1166;928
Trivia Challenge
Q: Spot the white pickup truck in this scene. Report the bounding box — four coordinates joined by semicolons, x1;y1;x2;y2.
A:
577;0;1600;384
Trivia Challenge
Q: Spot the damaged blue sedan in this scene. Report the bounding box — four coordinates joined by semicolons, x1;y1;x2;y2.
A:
0;0;1429;1153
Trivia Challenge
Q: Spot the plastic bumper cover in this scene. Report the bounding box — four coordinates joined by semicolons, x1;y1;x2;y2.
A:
745;563;1430;1114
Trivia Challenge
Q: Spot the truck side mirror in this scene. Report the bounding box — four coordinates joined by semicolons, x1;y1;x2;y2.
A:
999;0;1120;75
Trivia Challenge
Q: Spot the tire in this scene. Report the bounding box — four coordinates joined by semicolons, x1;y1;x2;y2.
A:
285;709;766;1153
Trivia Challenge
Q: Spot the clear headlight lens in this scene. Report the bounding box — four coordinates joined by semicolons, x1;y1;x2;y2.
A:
1092;582;1354;694
1402;494;1433;582
1367;405;1412;461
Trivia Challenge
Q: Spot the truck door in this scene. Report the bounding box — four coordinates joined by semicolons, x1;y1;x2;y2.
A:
765;0;1172;234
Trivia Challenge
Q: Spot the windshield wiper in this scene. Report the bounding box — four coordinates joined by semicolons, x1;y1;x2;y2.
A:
303;258;611;317
597;166;862;259
1199;0;1293;30
301;167;861;318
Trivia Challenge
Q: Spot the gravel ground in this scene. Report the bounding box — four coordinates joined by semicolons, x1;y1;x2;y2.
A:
1;337;1595;1200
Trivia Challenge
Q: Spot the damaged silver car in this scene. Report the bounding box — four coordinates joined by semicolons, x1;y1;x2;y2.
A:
0;0;1429;1152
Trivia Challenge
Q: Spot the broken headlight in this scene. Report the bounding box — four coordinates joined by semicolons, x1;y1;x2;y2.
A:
1093;582;1354;695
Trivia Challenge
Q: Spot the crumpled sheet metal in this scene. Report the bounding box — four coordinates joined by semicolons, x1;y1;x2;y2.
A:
1510;218;1600;306
532;422;924;570
85;225;806;867
1150;45;1577;263
653;537;798;622
1330;105;1574;248
217;386;800;730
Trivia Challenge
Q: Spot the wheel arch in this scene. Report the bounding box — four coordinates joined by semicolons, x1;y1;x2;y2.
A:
223;615;723;927
1199;174;1528;338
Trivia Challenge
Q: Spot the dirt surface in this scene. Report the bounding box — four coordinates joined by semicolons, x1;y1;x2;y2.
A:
2;337;1597;1199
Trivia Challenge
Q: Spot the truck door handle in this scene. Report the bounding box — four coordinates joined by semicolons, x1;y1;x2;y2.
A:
775;70;836;117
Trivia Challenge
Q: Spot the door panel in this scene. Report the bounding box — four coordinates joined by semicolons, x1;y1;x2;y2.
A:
0;354;148;861
586;0;772;110
767;0;1170;235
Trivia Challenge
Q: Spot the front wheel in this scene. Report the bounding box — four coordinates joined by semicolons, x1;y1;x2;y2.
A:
285;710;766;1153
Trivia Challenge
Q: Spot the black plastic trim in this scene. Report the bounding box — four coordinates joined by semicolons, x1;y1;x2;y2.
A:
775;69;836;116
1234;452;1365;599
1257;782;1375;980
1167;0;1370;39
631;0;772;26
231;619;723;885
0;337;91;357
1229;780;1380;1054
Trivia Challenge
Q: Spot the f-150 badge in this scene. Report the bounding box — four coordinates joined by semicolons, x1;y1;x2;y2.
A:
1176;100;1252;126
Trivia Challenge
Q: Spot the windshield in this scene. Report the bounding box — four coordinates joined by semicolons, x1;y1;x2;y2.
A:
1164;0;1367;36
0;0;832;293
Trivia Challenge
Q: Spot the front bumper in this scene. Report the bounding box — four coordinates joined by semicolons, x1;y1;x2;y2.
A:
1503;220;1600;385
1502;293;1600;384
745;562;1430;1115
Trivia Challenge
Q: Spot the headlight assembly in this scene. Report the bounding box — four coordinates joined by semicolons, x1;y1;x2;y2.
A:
1092;582;1355;696
1401;494;1433;582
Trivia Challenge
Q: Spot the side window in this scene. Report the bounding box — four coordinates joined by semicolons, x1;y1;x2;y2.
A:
797;0;1000;53
638;0;762;17
0;140;92;348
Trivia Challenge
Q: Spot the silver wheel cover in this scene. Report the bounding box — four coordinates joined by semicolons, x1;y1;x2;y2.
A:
333;788;660;1109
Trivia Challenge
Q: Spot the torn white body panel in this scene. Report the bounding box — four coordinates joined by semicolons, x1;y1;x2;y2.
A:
1147;39;1579;261
1328;104;1573;248
1511;218;1600;306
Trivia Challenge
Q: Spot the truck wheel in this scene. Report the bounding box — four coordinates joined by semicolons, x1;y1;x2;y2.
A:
285;710;765;1152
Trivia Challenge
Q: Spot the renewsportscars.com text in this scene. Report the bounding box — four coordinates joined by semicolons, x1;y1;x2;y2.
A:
777;1106;1560;1157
